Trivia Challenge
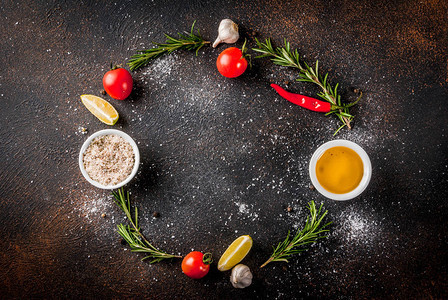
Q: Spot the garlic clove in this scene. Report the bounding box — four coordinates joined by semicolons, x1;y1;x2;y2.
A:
213;19;239;48
230;264;253;289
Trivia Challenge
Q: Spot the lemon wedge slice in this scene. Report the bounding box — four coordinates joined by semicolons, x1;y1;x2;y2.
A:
80;94;119;125
218;235;253;271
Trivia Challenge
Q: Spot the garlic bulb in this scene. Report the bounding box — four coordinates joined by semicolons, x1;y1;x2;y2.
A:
230;264;253;289
212;19;239;48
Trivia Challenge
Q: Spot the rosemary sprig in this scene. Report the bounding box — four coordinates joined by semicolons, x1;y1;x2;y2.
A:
260;201;331;268
128;21;210;71
253;38;362;135
112;188;181;263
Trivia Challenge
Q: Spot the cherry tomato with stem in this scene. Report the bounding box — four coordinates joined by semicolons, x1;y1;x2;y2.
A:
181;251;213;279
216;40;250;78
103;65;133;100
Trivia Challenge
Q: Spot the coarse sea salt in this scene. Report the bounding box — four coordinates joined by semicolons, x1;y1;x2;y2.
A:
83;134;135;186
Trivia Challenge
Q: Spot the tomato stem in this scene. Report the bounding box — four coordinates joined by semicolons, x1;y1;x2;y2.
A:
110;63;122;70
202;252;213;265
241;38;252;68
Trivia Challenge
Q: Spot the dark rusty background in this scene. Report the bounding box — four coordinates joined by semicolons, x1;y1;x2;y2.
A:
1;0;447;299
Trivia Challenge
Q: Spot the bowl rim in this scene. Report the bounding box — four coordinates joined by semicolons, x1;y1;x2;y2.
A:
309;139;372;201
78;129;140;190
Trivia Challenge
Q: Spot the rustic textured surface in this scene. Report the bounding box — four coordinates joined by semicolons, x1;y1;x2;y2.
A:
1;0;447;299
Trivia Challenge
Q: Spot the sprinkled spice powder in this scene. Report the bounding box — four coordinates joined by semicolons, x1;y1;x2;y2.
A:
83;135;135;186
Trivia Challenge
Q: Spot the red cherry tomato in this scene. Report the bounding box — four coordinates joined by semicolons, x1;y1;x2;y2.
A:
102;67;133;100
181;251;212;279
216;47;248;78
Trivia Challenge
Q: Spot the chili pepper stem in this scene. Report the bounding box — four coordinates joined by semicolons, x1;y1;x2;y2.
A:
310;78;351;129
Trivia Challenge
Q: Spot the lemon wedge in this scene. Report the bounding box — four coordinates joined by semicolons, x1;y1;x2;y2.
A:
218;235;253;271
80;94;119;125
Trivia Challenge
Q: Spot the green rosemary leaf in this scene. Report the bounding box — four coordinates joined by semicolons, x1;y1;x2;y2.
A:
253;38;362;134
113;188;182;263
333;123;346;136
339;111;353;118
128;21;210;71
260;201;331;268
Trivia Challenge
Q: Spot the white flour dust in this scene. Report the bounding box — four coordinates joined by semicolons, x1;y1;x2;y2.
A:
72;190;116;224
234;200;260;221
332;208;382;246
141;54;176;88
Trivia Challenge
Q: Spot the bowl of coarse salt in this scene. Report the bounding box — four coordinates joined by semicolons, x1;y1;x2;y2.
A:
79;129;140;189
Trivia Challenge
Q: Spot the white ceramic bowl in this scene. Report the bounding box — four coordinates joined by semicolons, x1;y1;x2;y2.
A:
79;129;140;189
309;140;372;201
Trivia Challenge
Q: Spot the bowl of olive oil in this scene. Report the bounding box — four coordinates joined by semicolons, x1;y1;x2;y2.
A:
309;140;372;201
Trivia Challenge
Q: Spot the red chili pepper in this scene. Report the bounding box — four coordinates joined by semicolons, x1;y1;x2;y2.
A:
270;84;331;113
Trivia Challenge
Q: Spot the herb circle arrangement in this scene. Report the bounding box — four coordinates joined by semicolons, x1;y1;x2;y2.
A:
80;19;364;286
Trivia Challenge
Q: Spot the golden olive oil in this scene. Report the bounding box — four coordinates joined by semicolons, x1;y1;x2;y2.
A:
316;146;363;194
